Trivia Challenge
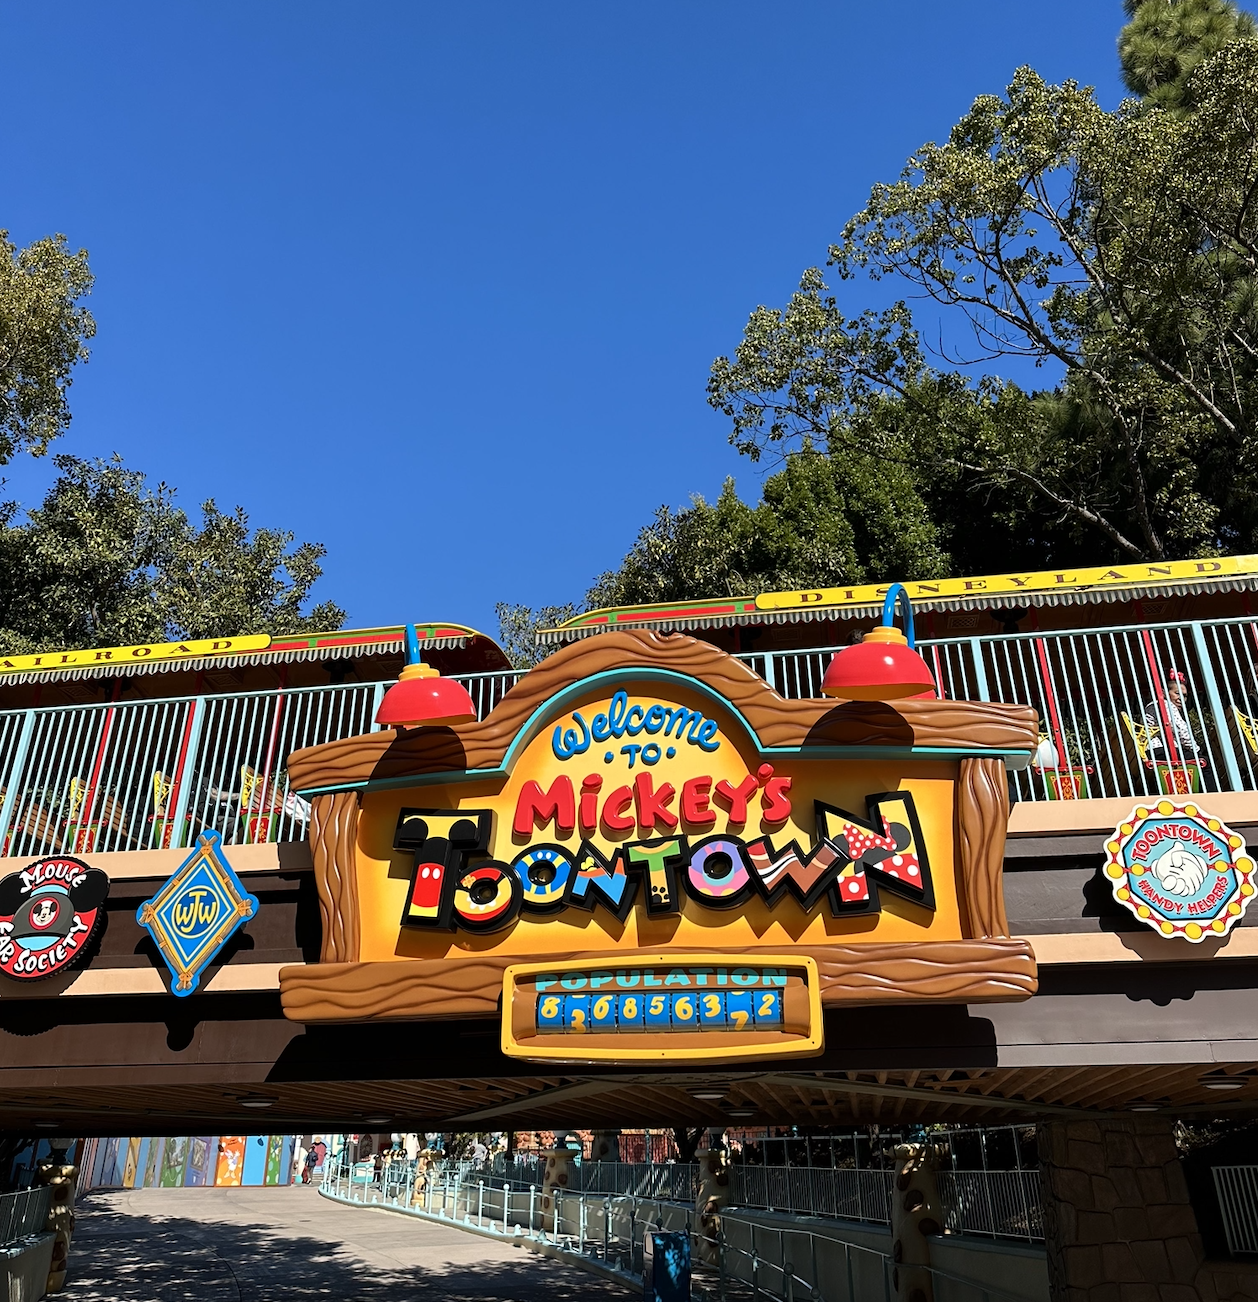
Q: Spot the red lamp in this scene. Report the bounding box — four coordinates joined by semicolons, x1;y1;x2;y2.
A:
375;624;478;728
821;583;936;701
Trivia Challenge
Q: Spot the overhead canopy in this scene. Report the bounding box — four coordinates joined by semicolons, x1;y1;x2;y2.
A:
537;555;1258;644
0;623;511;685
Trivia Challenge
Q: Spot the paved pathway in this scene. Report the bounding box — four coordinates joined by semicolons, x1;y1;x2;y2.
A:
65;1185;632;1301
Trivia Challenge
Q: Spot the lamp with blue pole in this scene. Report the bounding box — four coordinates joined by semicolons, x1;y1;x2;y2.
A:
820;583;936;701
375;624;478;728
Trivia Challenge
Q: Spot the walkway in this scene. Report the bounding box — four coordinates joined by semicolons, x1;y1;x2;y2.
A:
65;1185;633;1301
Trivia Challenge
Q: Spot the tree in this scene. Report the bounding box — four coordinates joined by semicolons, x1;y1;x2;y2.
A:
711;41;1258;564
1120;0;1256;113
0;232;94;463
0;456;344;654
495;601;580;668
586;453;949;609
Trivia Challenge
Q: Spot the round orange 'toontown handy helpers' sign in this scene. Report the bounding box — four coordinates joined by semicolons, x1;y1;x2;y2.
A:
1105;801;1254;941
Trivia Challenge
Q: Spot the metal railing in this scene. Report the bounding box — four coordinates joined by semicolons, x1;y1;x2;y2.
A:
322;1162;1031;1302
936;1171;1042;1241
1213;1165;1258;1255
731;1167;894;1227
457;1156;1041;1242
2;613;1258;856
743;615;1258;803
0;1185;51;1248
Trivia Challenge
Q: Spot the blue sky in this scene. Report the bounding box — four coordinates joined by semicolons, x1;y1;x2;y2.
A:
2;2;1128;641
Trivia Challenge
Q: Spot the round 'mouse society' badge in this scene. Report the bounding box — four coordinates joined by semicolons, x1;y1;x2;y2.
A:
1105;801;1254;942
0;856;110;980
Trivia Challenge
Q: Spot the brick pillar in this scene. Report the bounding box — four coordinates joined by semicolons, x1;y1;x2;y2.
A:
1039;1118;1206;1302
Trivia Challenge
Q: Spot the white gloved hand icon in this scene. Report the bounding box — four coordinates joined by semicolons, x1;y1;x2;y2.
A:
1151;841;1208;896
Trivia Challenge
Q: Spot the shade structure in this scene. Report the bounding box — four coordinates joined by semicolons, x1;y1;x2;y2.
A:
821;583;936;701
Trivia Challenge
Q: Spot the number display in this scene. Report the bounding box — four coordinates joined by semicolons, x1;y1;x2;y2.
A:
537;987;785;1033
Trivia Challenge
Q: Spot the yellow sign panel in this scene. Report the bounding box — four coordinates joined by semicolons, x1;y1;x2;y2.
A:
502;952;824;1063
755;555;1258;612
357;685;957;965
0;634;272;674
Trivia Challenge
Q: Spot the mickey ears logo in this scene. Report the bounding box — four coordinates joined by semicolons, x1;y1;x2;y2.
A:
0;856;110;980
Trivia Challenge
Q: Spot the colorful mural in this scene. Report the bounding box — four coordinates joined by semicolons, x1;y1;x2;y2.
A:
85;1135;296;1190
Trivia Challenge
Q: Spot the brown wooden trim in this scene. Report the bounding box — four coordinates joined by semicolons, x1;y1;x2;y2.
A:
310;791;360;963
286;631;1039;794
957;756;1012;939
278;939;1037;1023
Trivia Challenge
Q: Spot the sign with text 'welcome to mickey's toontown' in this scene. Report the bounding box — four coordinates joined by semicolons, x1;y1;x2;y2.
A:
353;686;950;962
281;635;1039;1055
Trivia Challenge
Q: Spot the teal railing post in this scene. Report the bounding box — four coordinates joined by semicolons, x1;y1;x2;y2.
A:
370;681;386;731
168;697;207;838
967;637;991;702
1190;622;1245;791
0;709;38;853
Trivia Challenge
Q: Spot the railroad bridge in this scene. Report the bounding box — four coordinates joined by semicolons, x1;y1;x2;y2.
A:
4;560;1258;1298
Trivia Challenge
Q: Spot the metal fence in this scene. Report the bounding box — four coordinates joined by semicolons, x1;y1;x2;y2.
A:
2;614;1258;855
0;681;384;856
730;1167;893;1226
745;615;1258;804
936;1171;1042;1241
1213;1165;1258;1255
0;1185;51;1248
323;1164;1032;1302
461;1156;1040;1242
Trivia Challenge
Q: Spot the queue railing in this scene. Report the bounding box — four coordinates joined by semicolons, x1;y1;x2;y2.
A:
0;1185;52;1249
455;1156;1040;1242
322;1162;1032;1302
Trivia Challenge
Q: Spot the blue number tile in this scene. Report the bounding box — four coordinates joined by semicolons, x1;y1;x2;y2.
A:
725;991;755;1030
563;994;591;1031
698;992;727;1028
590;993;617;1030
537;994;565;1031
753;990;782;1026
617;992;645;1028
644;992;672;1028
670;992;698;1029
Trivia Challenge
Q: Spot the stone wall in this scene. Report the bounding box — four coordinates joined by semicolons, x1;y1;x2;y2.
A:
1039;1118;1258;1302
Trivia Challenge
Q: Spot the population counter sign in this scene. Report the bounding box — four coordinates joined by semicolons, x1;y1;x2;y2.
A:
503;953;823;1063
1105;801;1255;941
137;830;259;995
0;856;110;980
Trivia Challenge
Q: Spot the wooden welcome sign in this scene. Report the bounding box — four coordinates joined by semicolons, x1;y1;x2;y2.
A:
279;632;1039;1063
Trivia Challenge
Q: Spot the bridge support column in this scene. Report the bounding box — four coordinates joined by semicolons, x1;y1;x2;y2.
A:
540;1147;574;1233
891;1142;940;1302
1039;1117;1215;1302
694;1142;730;1266
590;1130;620;1163
35;1140;78;1294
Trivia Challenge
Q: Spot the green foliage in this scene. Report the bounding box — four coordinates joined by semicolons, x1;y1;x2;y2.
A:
0;232;94;463
586;453;949;609
0;456;344;654
495;601;580;668
158;499;345;640
712;44;1258;565
1120;0;1256;113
